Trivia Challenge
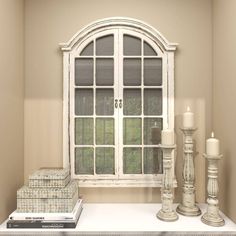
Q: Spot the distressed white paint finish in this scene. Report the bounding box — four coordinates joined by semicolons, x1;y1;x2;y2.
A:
201;153;225;227
60;17;177;187
157;145;178;222
63;52;70;169
176;128;201;216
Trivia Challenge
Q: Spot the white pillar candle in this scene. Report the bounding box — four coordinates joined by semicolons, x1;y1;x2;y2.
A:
183;106;194;128
161;129;174;145
206;132;219;156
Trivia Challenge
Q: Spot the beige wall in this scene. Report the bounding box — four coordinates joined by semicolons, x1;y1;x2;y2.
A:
213;0;236;223
1;0;236;223
0;0;24;223
24;0;213;203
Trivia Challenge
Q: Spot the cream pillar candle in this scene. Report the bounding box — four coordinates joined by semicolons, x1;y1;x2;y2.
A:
161;129;174;145
183;106;194;128
206;132;219;156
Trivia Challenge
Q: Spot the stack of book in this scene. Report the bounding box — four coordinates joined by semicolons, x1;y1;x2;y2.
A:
7;168;82;229
7;199;83;229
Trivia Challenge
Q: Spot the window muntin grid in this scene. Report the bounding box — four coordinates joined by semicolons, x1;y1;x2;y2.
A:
65;24;175;186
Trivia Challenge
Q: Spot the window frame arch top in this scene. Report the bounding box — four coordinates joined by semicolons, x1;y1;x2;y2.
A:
60;17;177;52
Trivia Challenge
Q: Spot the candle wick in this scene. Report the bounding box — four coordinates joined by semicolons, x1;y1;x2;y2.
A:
211;132;214;138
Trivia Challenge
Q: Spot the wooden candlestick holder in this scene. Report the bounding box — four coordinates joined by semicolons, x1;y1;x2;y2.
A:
156;144;178;222
201;153;225;227
176;128;201;216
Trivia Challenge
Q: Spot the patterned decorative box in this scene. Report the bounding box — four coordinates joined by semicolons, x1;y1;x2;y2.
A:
28;168;70;188
17;180;78;213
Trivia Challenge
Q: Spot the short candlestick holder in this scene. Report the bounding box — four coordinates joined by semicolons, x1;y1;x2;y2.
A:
176;127;201;216
157;144;178;222
201;153;225;227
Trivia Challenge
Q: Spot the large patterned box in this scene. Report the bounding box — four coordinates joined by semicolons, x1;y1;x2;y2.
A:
17;180;78;213
28;168;70;188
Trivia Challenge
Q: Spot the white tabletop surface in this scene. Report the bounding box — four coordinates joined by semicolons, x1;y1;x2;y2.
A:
0;203;236;235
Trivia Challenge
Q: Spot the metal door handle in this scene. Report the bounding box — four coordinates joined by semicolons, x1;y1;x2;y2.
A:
119;99;122;108
114;99;118;108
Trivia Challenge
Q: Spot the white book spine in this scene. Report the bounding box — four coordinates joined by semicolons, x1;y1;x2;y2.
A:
10;199;82;221
42;207;83;223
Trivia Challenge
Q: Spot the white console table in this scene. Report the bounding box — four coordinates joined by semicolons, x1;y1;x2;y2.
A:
0;203;236;235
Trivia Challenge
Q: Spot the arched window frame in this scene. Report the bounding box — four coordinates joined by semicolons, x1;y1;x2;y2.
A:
60;17;177;187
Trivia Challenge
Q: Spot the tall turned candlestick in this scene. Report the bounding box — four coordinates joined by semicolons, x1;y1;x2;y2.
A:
201;153;225;227
157;144;178;222
176;128;201;216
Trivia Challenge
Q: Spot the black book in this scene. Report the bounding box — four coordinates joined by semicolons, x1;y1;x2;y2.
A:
7;219;78;229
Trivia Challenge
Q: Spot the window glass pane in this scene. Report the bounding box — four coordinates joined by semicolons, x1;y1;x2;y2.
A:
96;118;114;145
123;35;141;55
75;118;93;145
144;41;157;56
80;41;94;56
144;118;162;145
96;147;115;174
123;89;141;115
123;147;142;174
123;118;142;145
96;58;114;86
96;89;114;115
75;147;94;175
96;35;114;55
144;89;162;115
123;59;141;86
144;58;162;86
75;58;93;86
144;148;162;174
75;89;93;115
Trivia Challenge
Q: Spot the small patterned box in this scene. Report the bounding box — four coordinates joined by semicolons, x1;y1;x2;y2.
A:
28;168;70;188
17;180;78;213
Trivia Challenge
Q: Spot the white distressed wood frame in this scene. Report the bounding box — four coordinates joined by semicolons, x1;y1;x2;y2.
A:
60;17;177;187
